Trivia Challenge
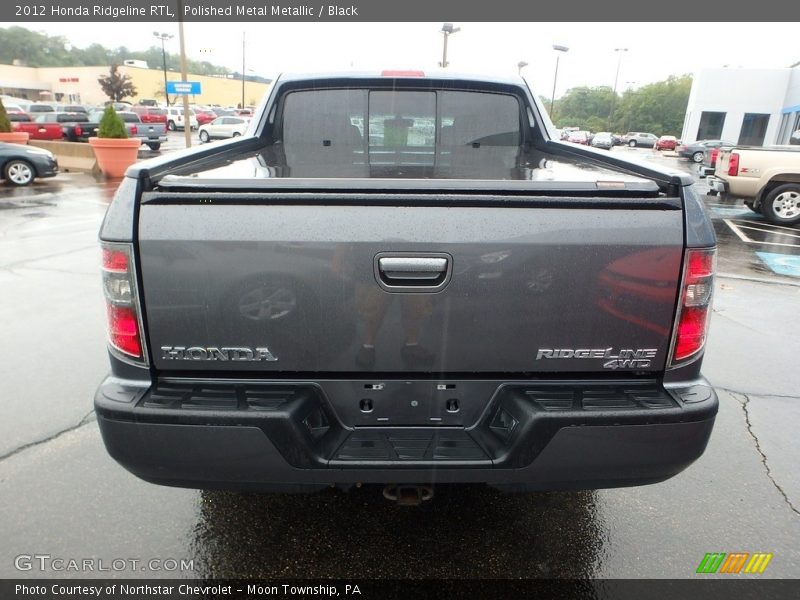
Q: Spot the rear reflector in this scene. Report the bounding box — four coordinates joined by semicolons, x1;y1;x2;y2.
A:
670;248;716;365
101;242;147;363
381;70;425;77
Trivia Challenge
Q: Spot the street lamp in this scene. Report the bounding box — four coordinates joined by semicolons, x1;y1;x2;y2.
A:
517;61;529;75
608;48;628;128
612;48;628;97
549;45;569;120
241;31;246;110
439;23;461;68
153;32;174;106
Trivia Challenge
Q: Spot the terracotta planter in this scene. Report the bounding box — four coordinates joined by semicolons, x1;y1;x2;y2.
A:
0;131;30;144
88;137;141;177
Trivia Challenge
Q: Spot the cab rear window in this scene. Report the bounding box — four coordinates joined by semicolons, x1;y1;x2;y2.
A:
278;88;523;177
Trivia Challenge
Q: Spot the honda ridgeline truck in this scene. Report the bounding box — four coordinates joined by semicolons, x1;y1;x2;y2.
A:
95;72;718;501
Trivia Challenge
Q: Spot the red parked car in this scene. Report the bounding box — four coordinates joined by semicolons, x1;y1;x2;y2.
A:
132;106;168;125
566;130;590;145
655;135;678;151
194;109;217;126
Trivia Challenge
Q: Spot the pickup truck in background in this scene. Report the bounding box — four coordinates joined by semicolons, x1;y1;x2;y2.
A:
15;112;92;142
88;111;168;151
708;146;800;225
95;72;719;502
13;114;65;140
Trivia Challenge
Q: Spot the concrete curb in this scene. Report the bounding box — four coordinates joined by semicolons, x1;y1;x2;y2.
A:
28;140;100;174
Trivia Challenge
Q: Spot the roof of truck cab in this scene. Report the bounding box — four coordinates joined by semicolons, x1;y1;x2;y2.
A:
275;71;526;86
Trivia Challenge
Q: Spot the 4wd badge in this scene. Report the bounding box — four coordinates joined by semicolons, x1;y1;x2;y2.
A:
536;347;657;369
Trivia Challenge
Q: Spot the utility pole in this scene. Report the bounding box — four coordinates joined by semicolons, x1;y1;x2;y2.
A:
177;0;191;148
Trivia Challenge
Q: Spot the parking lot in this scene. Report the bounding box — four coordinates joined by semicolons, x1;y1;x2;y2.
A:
0;143;798;579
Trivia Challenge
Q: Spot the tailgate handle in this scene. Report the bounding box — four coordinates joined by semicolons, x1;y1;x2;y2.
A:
379;257;447;280
375;254;452;291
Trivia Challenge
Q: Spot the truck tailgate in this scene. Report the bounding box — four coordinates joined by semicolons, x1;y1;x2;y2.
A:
138;195;683;374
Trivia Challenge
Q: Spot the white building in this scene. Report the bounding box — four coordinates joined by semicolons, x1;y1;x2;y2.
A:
681;65;800;146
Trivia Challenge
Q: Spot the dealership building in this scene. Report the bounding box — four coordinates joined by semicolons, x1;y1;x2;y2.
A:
681;64;800;145
0;63;271;107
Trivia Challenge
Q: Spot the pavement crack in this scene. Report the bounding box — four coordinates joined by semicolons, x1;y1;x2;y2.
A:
717;386;800;401
0;410;96;462
730;391;800;518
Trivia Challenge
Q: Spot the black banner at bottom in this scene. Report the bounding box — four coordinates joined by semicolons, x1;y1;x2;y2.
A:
2;579;799;600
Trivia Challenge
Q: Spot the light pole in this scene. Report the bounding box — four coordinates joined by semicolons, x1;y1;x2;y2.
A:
153;32;174;106
549;45;569;121
624;82;638;132
517;61;529;75
608;48;628;129
241;31;246;109
439;23;460;68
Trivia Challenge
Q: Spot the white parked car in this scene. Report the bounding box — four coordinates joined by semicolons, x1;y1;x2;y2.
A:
198;116;250;142
165;107;198;131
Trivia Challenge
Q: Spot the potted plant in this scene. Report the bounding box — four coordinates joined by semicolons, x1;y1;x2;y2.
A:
88;106;141;177
0;98;29;144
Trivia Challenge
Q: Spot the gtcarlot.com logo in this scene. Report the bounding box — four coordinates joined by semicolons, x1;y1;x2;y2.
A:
14;554;194;573
696;552;773;574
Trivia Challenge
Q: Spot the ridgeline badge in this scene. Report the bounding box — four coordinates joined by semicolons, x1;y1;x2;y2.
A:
536;347;658;370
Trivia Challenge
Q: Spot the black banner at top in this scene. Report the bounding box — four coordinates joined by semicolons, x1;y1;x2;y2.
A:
0;0;790;22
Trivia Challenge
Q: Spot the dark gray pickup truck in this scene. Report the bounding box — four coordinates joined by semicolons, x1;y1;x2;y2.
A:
95;72;718;502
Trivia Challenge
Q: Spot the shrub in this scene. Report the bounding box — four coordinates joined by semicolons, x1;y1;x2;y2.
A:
0;98;12;133
97;105;128;138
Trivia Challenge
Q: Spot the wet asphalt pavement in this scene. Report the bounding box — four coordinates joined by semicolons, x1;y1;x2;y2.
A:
0;145;798;580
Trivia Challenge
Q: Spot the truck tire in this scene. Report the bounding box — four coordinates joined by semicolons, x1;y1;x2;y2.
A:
147;143;161;151
3;159;35;186
167;120;176;131
761;184;800;225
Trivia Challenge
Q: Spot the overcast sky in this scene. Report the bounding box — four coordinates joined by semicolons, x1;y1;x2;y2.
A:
8;22;800;98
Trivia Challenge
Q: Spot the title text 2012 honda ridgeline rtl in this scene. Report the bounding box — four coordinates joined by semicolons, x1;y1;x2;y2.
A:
95;71;718;500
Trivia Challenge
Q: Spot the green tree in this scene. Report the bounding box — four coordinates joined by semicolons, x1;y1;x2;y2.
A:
552;86;616;130
96;105;127;138
611;75;692;135
0;98;12;133
97;64;137;102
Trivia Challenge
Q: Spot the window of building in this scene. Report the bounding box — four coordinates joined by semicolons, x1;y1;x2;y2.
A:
738;113;770;146
696;111;726;140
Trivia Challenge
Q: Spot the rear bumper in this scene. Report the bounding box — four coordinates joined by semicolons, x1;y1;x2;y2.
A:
95;377;718;492
707;176;729;194
697;166;714;179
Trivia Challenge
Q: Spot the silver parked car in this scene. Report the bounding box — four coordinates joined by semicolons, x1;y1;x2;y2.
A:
624;132;658;148
591;132;614;150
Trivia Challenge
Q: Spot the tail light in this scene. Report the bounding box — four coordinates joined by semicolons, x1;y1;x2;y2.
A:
728;152;739;177
710;148;719;167
101;242;147;364
669;248;716;366
130;125;138;135
74;126;82;137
